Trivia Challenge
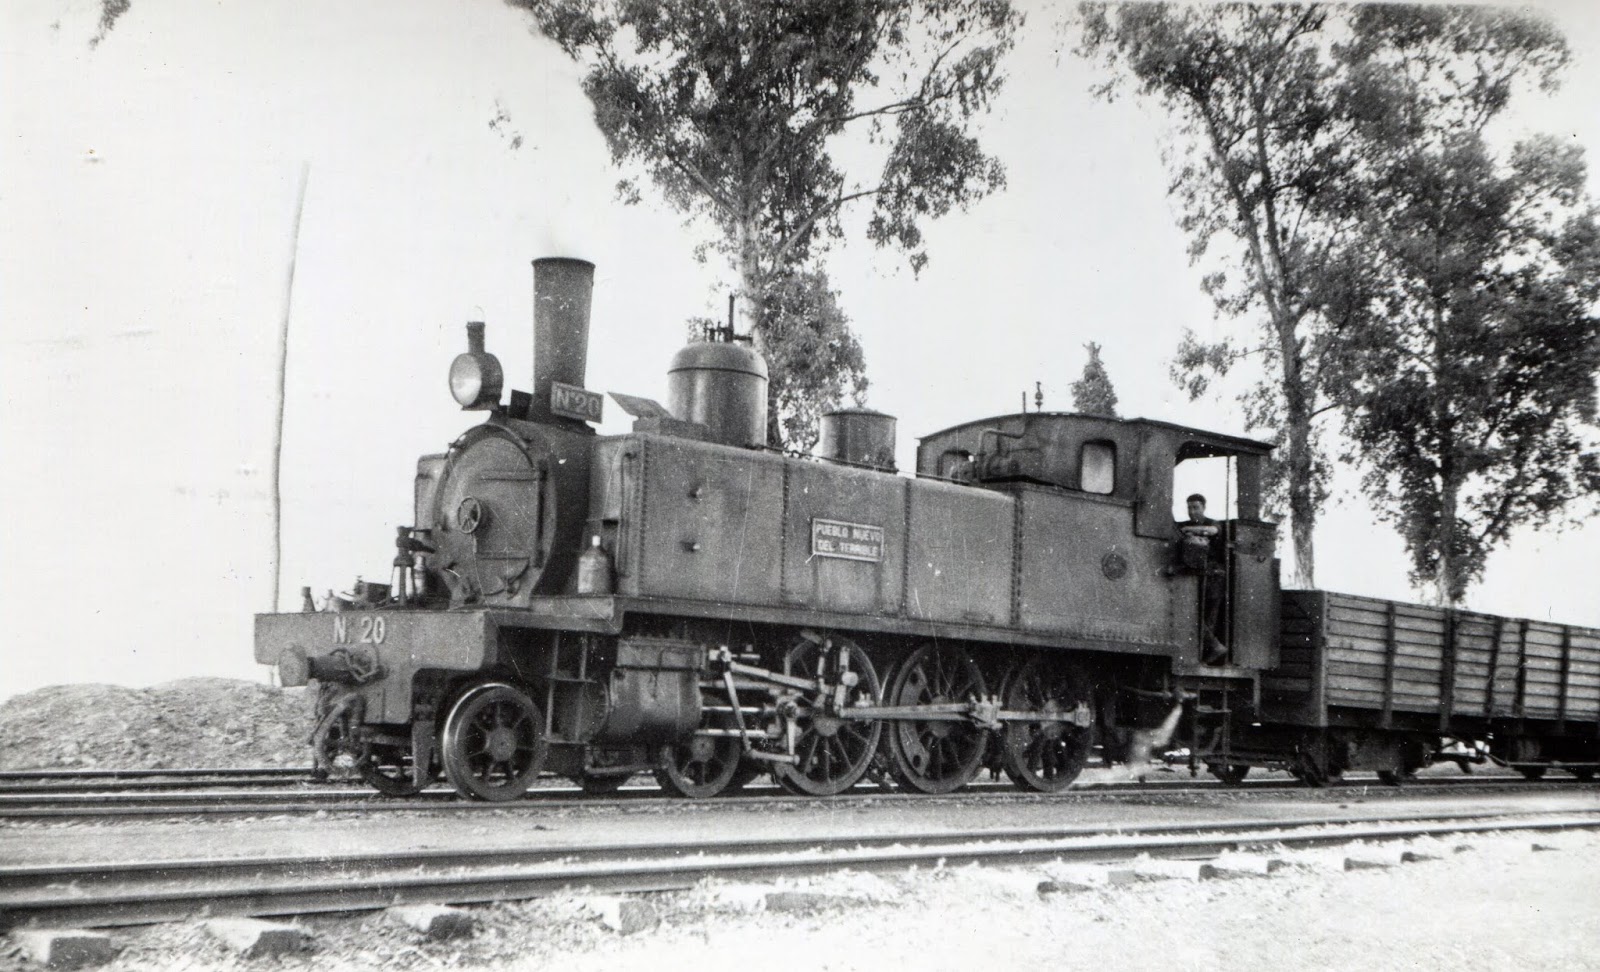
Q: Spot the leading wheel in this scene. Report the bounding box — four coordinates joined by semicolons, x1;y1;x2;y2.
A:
999;655;1094;793
772;634;883;796
885;643;988;794
441;682;547;802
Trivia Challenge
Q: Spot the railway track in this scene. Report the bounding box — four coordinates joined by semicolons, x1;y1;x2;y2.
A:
2;806;1595;930
0;768;310;785
1;769;1591;819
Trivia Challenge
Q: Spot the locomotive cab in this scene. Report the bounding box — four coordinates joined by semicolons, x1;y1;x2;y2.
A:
916;412;1277;670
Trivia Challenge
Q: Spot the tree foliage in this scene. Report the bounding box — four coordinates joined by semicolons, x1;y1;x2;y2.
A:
1078;3;1350;588
1327;6;1600;604
514;0;1020;446
1071;341;1119;417
758;268;869;451
91;0;130;48
1077;3;1600;603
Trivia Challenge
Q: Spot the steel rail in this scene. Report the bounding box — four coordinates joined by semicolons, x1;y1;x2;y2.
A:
1;810;1596;930
0;768;311;783
0;805;1580;889
0;778;337;796
0;772;1589;819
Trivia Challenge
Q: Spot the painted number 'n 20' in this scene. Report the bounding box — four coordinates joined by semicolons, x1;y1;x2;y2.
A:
333;616;387;645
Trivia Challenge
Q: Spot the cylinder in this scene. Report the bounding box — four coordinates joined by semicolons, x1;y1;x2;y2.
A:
819;408;897;471
531;257;595;420
667;341;769;448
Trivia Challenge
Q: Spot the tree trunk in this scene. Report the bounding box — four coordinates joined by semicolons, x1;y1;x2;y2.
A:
735;217;766;354
1432;299;1460;609
1277;319;1317;589
1283;391;1317;589
1435;425;1462;608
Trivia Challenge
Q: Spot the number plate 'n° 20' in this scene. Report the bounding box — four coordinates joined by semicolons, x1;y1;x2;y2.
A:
333;615;387;645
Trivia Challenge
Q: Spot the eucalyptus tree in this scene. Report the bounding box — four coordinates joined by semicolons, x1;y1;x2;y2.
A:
1077;3;1598;603
515;0;1021;445
1078;3;1354;587
1328;5;1600;605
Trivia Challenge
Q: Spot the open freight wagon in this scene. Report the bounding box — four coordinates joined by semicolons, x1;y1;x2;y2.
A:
1258;591;1600;779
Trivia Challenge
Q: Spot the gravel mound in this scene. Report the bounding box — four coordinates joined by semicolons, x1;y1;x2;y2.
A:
0;679;313;770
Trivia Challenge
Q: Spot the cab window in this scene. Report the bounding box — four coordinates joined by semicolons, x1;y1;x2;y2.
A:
1081;441;1115;494
1172;453;1237;521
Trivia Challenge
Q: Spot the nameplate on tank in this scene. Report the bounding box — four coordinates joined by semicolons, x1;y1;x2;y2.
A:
811;519;884;563
551;382;604;423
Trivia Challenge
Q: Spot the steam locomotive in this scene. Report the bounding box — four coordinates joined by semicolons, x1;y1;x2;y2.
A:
256;258;1600;800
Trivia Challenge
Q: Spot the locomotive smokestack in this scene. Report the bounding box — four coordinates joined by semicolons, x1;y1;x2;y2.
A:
531;257;595;420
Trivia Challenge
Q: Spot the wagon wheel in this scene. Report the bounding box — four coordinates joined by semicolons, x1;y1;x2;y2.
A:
1516;765;1548;781
440;682;547;802
772;633;883;797
1293;735;1341;788
1571;767;1596;783
998;655;1094;793
1208;763;1251;786
885;643;989;795
655;731;744;798
1376;738;1429;786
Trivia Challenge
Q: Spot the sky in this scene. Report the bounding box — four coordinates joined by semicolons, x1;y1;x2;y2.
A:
2;0;1598;700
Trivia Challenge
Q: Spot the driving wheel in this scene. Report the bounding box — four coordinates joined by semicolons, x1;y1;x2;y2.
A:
772;633;883;796
885;643;988;794
999;655;1094;793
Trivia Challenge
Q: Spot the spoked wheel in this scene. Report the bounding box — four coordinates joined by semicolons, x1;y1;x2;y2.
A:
655;731;745;798
885;643;989;794
440;682;547;802
772;633;883;797
1208;763;1251;786
998;655;1094;793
